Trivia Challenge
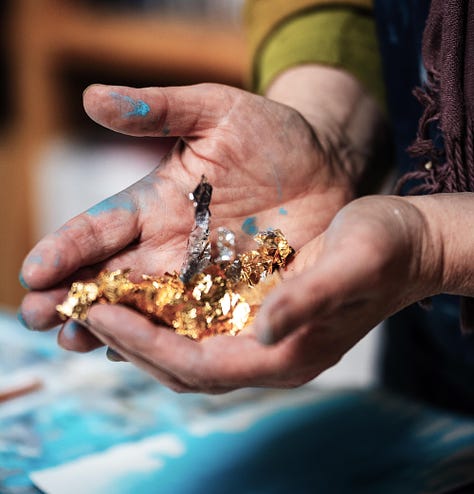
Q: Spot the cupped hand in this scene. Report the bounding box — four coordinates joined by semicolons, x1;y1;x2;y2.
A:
72;195;443;393
19;83;353;345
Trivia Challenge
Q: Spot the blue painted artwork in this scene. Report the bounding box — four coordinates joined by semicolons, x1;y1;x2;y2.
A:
1;311;474;494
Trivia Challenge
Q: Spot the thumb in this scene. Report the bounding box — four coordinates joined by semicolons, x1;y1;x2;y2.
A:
83;83;234;138
253;245;360;345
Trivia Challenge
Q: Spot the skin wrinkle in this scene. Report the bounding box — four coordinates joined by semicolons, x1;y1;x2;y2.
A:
91;196;139;246
407;196;446;295
52;232;106;288
61;219;104;274
150;89;169;135
162;85;214;137
132;173;161;215
179;137;222;175
373;197;436;299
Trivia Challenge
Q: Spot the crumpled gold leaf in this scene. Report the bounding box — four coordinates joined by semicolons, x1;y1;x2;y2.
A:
57;229;294;340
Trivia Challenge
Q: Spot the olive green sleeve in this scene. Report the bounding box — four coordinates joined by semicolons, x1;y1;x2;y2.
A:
244;1;386;111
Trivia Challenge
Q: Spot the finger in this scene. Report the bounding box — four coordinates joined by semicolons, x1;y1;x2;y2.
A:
20;188;141;290
106;347;127;362
19;262;117;331
254;248;360;345
84;309;196;392
106;343;197;393
19;287;70;330
57;320;104;353
83;83;235;138
86;304;282;391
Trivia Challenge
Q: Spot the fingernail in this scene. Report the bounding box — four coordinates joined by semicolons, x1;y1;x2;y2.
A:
19;272;30;290
106;347;125;362
16;310;31;329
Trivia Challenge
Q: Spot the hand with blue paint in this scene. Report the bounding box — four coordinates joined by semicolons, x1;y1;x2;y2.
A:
19;69;380;335
63;193;474;392
18;68;389;387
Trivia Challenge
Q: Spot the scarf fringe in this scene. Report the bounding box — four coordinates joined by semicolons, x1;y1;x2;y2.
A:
396;69;474;195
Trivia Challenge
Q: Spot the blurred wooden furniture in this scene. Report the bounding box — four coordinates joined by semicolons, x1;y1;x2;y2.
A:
2;0;246;307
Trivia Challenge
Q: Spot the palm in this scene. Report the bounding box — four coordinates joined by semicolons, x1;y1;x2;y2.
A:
113;85;350;270
20;83;352;330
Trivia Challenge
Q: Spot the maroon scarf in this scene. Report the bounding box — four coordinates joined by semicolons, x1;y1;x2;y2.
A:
398;0;474;331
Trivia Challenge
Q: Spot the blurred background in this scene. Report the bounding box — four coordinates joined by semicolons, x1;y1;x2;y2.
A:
0;0;247;308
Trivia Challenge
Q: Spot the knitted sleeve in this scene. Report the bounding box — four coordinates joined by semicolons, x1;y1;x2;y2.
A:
244;0;386;110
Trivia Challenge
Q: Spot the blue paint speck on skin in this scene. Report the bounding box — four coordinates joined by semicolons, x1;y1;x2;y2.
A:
110;92;150;118
87;194;137;217
19;272;30;290
242;217;258;236
26;253;43;265
279;207;288;215
62;321;84;342
16;310;30;329
53;253;61;269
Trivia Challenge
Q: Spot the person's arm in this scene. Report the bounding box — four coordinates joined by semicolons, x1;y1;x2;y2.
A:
245;0;391;194
266;66;390;195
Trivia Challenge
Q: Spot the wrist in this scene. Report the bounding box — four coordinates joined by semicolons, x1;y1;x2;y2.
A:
265;65;392;194
405;193;474;297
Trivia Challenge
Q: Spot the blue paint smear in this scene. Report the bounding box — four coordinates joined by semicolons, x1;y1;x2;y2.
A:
26;253;43;265
16;310;30;329
87;194;137;217
61;321;83;342
18;272;30;290
278;207;288;216
110;92;150;118
53;253;61;268
242;217;258;236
